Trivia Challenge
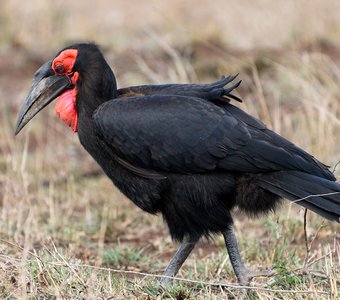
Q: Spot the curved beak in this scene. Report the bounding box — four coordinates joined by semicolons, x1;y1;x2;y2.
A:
15;60;71;135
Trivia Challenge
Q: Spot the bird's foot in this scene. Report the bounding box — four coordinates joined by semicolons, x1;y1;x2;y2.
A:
160;274;174;286
159;236;198;287
250;268;275;279
237;268;275;286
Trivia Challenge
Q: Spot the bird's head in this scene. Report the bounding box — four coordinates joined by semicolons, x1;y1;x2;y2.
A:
15;43;117;135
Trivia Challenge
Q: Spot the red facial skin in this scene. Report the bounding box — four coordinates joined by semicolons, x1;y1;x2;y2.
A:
52;49;79;132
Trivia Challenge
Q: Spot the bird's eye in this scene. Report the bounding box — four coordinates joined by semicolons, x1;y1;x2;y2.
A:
55;65;65;74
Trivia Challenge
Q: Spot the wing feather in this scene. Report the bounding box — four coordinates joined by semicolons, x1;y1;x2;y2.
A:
93;95;334;180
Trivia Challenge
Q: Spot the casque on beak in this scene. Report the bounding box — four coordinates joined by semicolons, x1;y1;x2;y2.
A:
15;60;71;135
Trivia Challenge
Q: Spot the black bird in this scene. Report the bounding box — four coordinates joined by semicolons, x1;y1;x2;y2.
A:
15;43;340;285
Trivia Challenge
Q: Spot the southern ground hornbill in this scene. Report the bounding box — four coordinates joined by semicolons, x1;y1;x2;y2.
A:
15;43;340;285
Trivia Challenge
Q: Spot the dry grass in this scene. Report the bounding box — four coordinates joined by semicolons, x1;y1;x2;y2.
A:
0;1;340;299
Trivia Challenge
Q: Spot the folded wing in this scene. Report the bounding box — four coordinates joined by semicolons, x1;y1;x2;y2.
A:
93;95;335;180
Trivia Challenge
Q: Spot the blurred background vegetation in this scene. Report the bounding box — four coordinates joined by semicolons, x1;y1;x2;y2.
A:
0;0;339;299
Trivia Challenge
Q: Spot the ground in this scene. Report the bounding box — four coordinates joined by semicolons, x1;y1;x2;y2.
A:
0;1;339;299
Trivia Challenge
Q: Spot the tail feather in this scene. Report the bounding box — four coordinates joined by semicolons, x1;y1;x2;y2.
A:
257;171;340;222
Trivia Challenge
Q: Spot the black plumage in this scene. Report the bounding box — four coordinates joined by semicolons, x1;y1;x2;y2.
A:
15;43;340;285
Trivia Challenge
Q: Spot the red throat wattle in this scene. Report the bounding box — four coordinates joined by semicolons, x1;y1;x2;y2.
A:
55;88;78;132
52;49;79;132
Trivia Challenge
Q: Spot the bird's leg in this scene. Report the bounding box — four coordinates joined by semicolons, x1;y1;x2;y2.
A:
223;222;274;285
223;222;251;285
160;235;198;285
